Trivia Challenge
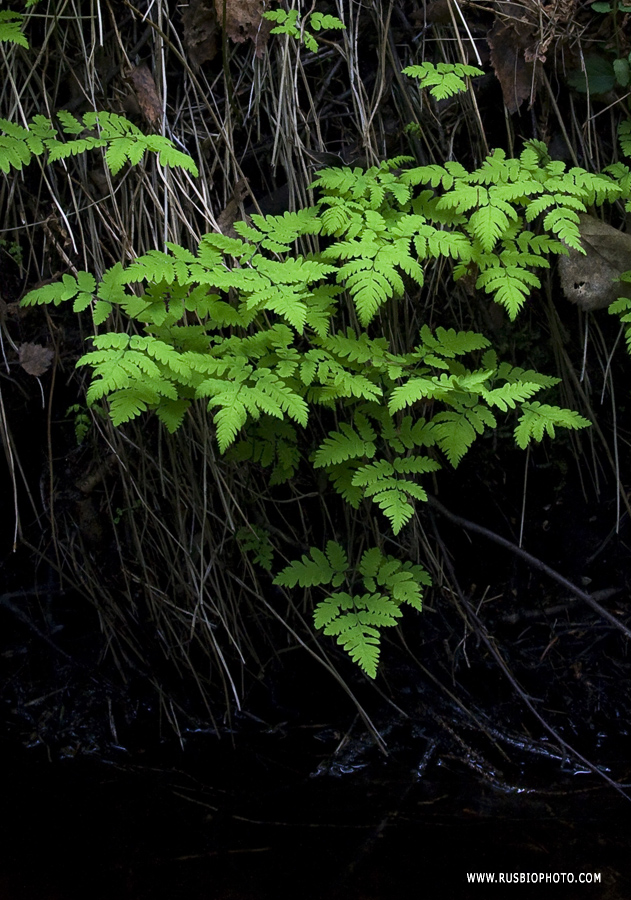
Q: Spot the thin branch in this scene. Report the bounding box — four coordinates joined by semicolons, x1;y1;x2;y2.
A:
427;494;631;642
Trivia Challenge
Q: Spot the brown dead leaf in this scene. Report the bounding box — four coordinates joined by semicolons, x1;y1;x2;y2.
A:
182;0;219;68
487;4;538;113
216;178;250;236
214;0;271;58
18;342;54;376
127;64;162;129
559;215;631;311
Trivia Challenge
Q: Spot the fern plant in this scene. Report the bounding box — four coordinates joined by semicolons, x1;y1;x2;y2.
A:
263;8;345;53
20;64;614;678
403;62;484;100
0;11;29;47
274;542;430;678
0;109;198;176
312;142;620;321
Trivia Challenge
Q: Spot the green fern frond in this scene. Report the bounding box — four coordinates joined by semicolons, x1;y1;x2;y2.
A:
274;546;336;588
514;403;591;449
154;397;191;432
481;380;543;411
230;416;300;484
618;121;631;159
236;524;274;572
313;592;397;678
213;396;248;452
403;62;483;100
0;11;29;47
474;262;540;318
251;368;309;426
349;456;439;532
22;271;95;308
325;461;365;507
309;12;346;31
0;109;198;176
388;376;441;413
468;203;513;253
542;207;582;249
430;410;478;466
609;292;631;353
364;484;421;533
419;325;490;358
313;423;377;467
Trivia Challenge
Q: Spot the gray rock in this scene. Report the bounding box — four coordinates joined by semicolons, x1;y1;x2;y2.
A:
559;214;631;311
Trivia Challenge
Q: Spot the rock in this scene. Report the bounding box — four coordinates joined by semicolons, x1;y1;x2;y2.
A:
559;214;631;310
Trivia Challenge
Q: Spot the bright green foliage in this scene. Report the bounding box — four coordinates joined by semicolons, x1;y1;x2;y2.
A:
263;8;345;53
618;121;631;159
514;403;590;449
609;281;631;354
22;106;611;675
403;62;484;100
275;543;430;677
0;11;29;47
309;339;583;534
311;143;621;321
0;110;198;176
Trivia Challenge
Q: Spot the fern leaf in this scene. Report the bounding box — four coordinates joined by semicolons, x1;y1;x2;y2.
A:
542;207;581;249
313;423;376;467
0;11;29;48
481;381;543;411
351;459;395;485
468;203;511;253
309;12;346;31
252;369;309;426
475;264;539;319
213;398;248;452
107;389;152;425
325;461;365;507
358;547;385;579
274;548;335;588
369;489;416;533
514;403;591;449
403;62;483;100
392;455;441;475
236;524;274;572
388;377;439;413
325;541;348;581
385;570;425;610
430;411;478;466
420;325;490;357
22;273;85;307
155;397;191;432
314;591;396;678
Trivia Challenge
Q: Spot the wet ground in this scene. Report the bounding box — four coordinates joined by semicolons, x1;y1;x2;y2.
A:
2;720;630;900
2;498;631;900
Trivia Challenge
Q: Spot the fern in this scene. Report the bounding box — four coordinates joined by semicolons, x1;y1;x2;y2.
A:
274;541;348;589
0;110;198;176
314;593;395;678
609;286;631;355
350;456;440;533
236;524;274;572
0;11;29;47
263;8;345;53
403;62;484;100
21;100;617;678
618;120;631;159
514;403;591;449
275;543;430;676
